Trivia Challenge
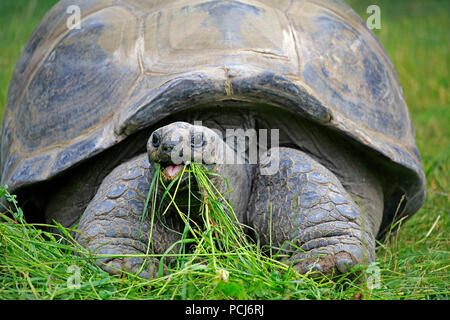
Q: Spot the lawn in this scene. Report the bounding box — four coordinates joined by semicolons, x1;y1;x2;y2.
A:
0;0;448;300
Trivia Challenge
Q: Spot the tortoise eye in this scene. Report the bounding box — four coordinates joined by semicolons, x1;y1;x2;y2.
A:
191;133;205;148
151;133;160;148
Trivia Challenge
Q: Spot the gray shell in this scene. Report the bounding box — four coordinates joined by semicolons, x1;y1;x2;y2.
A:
0;0;425;229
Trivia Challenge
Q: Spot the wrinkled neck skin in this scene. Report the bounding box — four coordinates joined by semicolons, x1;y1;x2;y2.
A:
206;128;255;222
208;163;254;224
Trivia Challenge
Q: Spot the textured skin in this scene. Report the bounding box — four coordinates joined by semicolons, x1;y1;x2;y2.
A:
76;154;182;278
0;0;425;234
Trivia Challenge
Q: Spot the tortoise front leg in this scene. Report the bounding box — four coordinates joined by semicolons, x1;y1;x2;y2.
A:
247;148;375;275
75;154;182;278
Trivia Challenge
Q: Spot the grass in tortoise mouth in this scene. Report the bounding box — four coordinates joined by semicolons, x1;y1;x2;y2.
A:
139;162;250;275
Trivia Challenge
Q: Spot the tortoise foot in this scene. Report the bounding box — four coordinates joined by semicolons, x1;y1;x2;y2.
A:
97;254;163;279
292;240;363;276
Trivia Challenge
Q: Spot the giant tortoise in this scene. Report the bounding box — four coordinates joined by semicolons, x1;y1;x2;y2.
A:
0;0;425;277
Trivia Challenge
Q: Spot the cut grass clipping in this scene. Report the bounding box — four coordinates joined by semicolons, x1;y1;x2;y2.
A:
1;163;375;299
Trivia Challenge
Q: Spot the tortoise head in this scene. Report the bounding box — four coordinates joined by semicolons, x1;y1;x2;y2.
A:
147;122;224;182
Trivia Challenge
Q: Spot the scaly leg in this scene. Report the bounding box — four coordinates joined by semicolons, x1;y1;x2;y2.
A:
247;147;375;275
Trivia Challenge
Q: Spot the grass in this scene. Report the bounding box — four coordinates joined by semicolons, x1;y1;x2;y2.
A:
0;165;370;300
0;0;449;299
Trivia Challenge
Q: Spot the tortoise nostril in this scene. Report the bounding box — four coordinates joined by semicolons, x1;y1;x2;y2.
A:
162;143;174;153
